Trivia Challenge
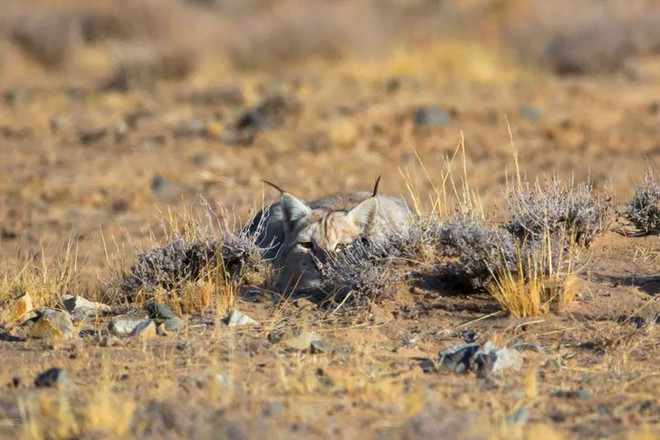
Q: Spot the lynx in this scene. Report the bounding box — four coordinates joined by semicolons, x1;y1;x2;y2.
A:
248;178;412;290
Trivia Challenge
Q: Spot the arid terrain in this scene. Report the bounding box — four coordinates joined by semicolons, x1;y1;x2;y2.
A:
0;1;658;439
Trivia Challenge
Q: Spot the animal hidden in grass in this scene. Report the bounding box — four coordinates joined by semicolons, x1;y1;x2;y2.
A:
247;177;412;291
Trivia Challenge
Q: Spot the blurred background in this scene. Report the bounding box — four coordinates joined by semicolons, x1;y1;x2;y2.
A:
0;0;658;278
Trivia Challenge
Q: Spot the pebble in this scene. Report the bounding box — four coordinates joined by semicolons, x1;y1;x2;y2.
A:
28;309;74;340
413;107;452;127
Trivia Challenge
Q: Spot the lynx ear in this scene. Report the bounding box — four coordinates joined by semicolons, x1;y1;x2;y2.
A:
346;197;378;230
281;193;311;233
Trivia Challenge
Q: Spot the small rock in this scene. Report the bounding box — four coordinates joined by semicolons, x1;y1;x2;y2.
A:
224;310;258;327
413;107;452;127
145;302;178;320
163;317;184;332
62;295;111;321
386;77;402;92
551;390;590;401
109;316;148;336
130;320;157;339
34;367;72;389
518;105;542;122
438;341;523;376
283;331;323;351
489;344;524;374
0;292;33;328
513;343;545;352
28;309;74;340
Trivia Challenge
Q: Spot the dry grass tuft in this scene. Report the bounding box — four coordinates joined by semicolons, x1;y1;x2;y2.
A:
114;202;270;312
0;238;80;309
489;232;579;317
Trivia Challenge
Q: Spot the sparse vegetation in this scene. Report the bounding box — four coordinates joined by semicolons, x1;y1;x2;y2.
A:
505;175;610;248
0;1;658;439
624;169;660;234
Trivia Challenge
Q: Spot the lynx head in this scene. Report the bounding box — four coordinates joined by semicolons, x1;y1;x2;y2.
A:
274;179;381;290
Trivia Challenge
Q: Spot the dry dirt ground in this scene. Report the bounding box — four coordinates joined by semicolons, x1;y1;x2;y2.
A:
0;1;659;439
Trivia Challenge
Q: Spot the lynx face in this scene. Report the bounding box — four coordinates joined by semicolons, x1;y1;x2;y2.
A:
249;188;411;291
275;193;380;290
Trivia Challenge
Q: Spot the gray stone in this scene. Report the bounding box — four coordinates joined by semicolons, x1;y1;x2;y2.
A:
34;367;73;389
164;317;184;332
438;341;523;376
518;105;542;122
413;107;452;127
224;310;258;327
62;295;111;314
145;302;178;320
28;309;74;340
109;316;148;336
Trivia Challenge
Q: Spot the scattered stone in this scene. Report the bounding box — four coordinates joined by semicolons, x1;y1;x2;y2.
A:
438;341;523;376
28;309;74;340
34;367;72;389
224;310;258;327
0;292;33;328
235;94;299;144
145;302;178;320
283;331;324;351
164;317;185;332
129;320;157;339
518;105;542;122
109;316;148;336
386;77;402;93
62;295;111;317
551;390;590;401
413;107;452;127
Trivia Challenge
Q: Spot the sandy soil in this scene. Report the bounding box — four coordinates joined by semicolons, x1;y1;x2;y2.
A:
0;1;658;438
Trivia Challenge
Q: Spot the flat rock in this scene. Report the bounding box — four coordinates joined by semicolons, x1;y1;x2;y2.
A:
34;367;73;389
0;292;33;328
28;309;74;340
224;310;258;327
283;331;323;351
63;295;111;315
